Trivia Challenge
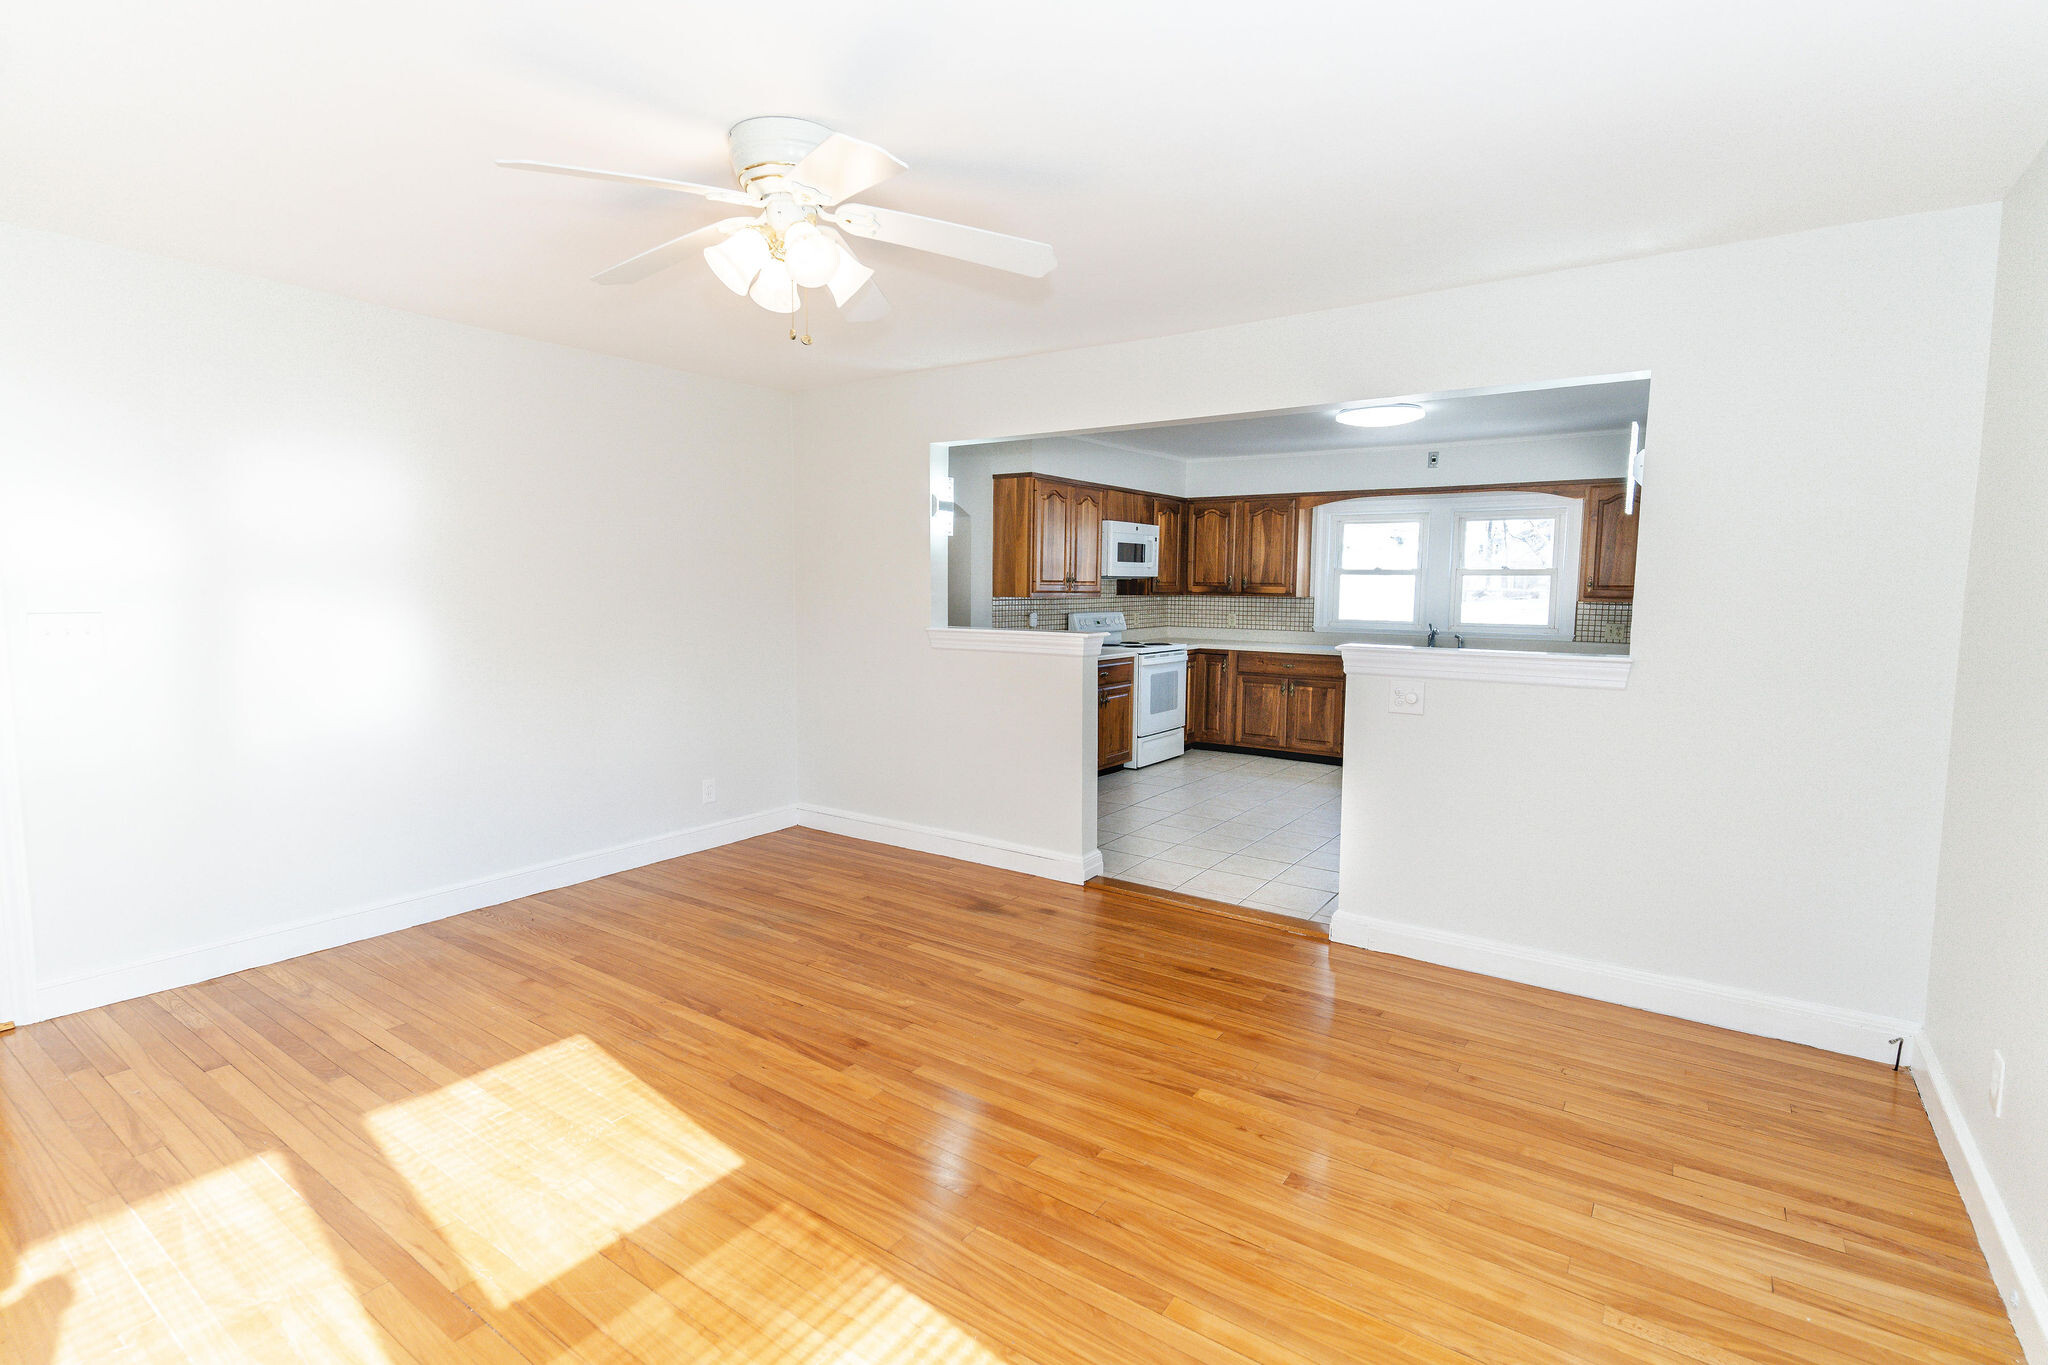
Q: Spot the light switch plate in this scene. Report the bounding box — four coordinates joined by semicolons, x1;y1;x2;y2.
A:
1389;682;1425;715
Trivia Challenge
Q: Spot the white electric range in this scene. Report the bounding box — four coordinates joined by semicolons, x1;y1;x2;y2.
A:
1070;611;1189;768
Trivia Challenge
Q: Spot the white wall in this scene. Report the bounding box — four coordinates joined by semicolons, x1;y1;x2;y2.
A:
1921;143;2048;1359
795;204;1999;1044
0;225;799;1018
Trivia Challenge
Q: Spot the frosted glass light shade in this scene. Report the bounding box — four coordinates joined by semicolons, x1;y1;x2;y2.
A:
826;248;875;306
749;259;798;313
782;222;840;288
704;228;770;295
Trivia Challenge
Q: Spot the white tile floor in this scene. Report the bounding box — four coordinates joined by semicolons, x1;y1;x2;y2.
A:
1096;749;1342;922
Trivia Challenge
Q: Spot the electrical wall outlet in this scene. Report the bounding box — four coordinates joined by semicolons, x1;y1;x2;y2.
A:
1028;610;1039;627
1990;1050;2005;1117
701;778;716;805
1390;682;1425;715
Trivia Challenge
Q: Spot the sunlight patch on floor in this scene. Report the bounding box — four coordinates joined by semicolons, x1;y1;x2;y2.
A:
365;1034;742;1308
614;1200;1003;1364
1;1154;390;1364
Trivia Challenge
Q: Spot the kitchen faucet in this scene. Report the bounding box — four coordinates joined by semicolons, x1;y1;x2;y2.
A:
1426;623;1437;647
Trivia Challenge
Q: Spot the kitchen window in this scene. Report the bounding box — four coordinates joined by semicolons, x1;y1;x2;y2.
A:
1313;491;1580;640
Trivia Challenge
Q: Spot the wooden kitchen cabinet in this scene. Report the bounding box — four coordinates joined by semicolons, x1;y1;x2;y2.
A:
1228;652;1345;758
1582;481;1640;601
1150;497;1188;595
1284;678;1345;755
1103;488;1150;526
1238;497;1301;594
1185;497;1305;595
1186;649;1235;744
1097;658;1134;770
1186;499;1237;593
994;474;1106;597
1233;675;1291;749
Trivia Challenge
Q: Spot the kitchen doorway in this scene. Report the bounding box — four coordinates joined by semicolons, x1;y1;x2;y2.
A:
1097;750;1342;921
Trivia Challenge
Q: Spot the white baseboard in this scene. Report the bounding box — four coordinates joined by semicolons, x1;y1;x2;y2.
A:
1915;1035;2046;1362
795;804;1094;885
30;805;800;1024
1329;910;1918;1064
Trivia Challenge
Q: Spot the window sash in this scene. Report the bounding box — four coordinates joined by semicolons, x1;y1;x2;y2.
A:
1325;514;1428;626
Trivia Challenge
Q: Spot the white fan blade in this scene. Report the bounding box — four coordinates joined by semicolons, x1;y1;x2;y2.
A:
789;133;907;207
840;278;889;323
497;159;757;206
829;204;1055;277
592;217;754;285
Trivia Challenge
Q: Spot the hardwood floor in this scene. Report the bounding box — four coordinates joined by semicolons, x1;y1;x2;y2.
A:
0;828;2022;1364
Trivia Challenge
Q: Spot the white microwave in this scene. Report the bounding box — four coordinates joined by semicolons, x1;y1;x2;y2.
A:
1101;520;1161;578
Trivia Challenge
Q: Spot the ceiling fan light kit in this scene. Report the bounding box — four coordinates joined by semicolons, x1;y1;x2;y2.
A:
498;115;1055;344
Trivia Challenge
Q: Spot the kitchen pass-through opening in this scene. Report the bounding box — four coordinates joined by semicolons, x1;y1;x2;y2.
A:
932;373;1648;924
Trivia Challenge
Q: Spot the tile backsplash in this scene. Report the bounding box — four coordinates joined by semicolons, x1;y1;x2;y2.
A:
992;593;1633;646
993;595;1315;632
1572;600;1633;645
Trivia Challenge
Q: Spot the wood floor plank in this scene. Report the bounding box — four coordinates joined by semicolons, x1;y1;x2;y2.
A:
0;828;2026;1363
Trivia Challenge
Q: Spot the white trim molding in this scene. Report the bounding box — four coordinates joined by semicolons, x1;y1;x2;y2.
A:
1915;1035;2048;1362
1329;909;1917;1064
928;626;1104;658
31;805;801;1024
1339;641;1632;688
797;804;1095;884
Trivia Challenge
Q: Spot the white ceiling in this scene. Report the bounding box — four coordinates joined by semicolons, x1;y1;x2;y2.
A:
1075;378;1651;459
6;2;2046;392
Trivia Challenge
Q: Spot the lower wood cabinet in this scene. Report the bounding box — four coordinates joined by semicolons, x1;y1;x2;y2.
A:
1097;658;1134;770
1186;650;1235;745
1185;649;1344;758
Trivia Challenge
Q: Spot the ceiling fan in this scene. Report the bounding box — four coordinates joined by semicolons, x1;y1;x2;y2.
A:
498;116;1056;340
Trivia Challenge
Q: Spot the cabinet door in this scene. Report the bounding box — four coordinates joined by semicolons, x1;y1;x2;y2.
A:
1069;485;1103;594
1286;677;1345;756
1103;487;1149;526
1582;483;1640;601
1187;500;1238;594
1238;497;1300;595
1031;481;1073;594
1152;498;1188;595
1187;651;1233;744
1098;681;1134;769
1234;675;1290;749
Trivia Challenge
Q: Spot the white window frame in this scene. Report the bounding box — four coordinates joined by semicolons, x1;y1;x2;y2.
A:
1313;491;1581;642
1321;509;1430;630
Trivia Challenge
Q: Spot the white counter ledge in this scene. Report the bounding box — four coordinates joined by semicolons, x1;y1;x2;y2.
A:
1337;642;1633;688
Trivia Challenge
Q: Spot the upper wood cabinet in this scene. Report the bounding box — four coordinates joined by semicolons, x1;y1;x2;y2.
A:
1239;497;1300;595
1582;482;1640;601
1151;498;1188;595
1068;484;1103;594
994;474;1105;597
1103;488;1150;526
1186;500;1238;593
1186;497;1305;595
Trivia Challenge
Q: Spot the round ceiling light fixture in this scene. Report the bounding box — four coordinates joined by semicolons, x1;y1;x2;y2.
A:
1335;403;1427;428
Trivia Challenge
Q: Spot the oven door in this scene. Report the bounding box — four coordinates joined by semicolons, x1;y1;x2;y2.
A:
1133;654;1187;737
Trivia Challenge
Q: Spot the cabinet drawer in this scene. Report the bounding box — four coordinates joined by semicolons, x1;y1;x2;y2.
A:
1235;651;1342;678
1097;659;1134;685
